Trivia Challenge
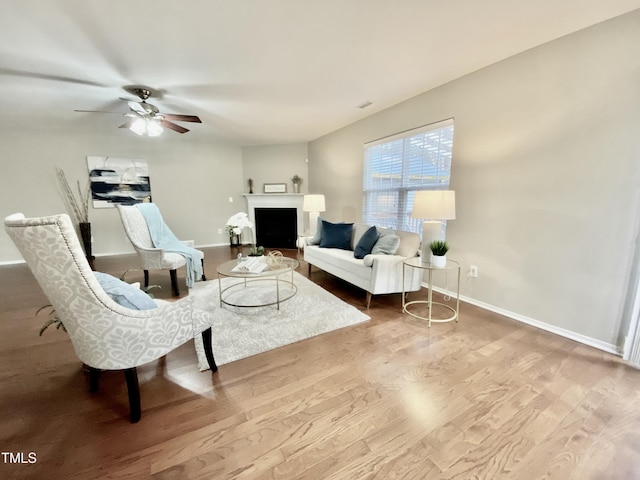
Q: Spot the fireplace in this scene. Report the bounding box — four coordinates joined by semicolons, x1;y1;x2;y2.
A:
243;193;305;249
254;208;297;248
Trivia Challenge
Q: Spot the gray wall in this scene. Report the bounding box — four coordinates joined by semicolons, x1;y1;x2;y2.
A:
241;143;309;195
0;128;245;260
308;11;640;351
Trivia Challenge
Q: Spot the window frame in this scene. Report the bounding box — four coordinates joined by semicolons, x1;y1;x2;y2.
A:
362;118;454;233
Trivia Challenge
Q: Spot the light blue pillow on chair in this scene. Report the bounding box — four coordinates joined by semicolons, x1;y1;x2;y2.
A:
94;272;157;310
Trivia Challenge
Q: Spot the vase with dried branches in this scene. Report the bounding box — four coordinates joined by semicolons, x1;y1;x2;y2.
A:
55;167;93;269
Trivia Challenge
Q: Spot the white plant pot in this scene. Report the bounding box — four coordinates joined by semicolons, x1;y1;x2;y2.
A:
431;254;447;268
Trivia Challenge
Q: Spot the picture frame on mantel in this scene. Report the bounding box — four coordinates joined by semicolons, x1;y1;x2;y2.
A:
263;183;287;193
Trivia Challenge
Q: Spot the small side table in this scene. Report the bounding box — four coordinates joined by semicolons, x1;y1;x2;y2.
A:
402;257;461;327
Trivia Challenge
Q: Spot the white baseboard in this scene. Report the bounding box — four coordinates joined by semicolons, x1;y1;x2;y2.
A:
0;259;26;266
429;284;623;357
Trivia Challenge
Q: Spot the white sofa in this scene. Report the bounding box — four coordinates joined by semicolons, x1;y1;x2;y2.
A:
303;223;423;308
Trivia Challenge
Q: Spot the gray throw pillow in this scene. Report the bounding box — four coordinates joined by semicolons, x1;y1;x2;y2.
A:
310;216;324;245
371;234;401;255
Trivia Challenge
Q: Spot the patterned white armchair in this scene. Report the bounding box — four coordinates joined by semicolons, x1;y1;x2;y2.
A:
4;213;218;423
117;204;206;296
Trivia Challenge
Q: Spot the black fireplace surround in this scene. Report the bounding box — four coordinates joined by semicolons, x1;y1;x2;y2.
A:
254;208;297;249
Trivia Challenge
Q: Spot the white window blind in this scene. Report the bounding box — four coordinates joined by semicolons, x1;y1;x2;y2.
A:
362;119;454;233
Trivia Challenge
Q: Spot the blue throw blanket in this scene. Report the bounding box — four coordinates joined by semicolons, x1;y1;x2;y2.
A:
136;203;203;288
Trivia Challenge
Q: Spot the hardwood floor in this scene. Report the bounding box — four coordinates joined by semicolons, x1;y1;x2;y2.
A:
1;246;640;479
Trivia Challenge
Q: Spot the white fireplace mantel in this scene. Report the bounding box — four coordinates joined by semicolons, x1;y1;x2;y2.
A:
243;194;306;236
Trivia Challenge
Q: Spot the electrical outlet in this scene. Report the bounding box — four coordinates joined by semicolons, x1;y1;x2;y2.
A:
217;228;222;235
469;265;478;278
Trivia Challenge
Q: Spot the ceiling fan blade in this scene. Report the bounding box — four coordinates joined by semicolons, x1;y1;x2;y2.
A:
161;120;189;134
162;114;202;123
127;101;147;114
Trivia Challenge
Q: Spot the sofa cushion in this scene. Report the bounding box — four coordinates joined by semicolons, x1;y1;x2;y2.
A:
310;216;325;245
305;245;372;286
371;233;400;255
320;220;354;249
394;230;421;258
94;272;157;310
354;226;379;259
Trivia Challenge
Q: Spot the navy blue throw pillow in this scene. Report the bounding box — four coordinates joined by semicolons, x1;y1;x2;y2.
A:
319;220;353;249
354;226;379;259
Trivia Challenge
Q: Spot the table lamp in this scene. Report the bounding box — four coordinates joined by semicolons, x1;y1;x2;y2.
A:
303;194;326;235
411;190;456;260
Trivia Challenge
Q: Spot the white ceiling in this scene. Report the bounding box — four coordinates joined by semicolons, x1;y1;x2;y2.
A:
2;0;639;146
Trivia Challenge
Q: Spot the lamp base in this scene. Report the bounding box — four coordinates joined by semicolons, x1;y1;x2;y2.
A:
422;221;443;261
309;211;320;236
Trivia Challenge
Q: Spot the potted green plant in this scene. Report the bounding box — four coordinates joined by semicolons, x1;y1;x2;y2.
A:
429;240;449;268
291;174;302;193
36;305;66;336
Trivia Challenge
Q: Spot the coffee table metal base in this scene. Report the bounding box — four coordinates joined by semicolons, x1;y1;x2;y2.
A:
219;277;297;310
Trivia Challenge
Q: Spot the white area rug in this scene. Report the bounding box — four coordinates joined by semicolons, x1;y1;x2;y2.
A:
193;271;370;370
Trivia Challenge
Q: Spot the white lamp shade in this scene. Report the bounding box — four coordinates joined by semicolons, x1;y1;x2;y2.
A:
303;194;326;213
412;190;456;220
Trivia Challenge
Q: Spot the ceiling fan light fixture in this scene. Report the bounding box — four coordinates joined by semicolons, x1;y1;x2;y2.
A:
130;118;146;135
146;120;163;137
128;117;163;137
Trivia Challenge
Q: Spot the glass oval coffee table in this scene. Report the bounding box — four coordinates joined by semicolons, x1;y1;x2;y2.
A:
216;257;299;310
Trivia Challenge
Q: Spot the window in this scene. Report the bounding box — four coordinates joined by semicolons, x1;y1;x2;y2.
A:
362;119;454;233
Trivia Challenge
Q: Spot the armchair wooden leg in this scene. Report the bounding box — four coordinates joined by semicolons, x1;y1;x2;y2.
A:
170;269;180;296
143;270;150;288
201;259;207;281
88;367;100;393
202;327;218;372
124;368;141;424
366;292;372;310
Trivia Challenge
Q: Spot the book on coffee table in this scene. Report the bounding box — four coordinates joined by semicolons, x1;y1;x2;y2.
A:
231;257;267;274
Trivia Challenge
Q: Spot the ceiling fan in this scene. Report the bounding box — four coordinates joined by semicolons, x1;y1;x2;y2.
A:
75;86;201;136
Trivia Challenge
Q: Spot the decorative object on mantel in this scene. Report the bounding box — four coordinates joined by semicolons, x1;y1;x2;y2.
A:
225;212;252;247
248;178;254;194
429;240;449;268
411;189;456;261
291;174;302;193
55;167;94;269
264;183;287;193
303;194;326;236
